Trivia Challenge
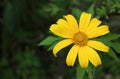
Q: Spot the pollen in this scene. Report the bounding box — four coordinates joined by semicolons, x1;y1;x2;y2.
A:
73;32;88;46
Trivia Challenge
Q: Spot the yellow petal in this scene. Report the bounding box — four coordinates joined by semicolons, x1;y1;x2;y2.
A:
79;12;91;32
56;19;75;36
87;40;109;52
49;24;73;38
87;25;110;38
78;46;89;68
85;18;101;34
64;14;79;33
66;45;79;66
53;39;73;57
86;46;101;67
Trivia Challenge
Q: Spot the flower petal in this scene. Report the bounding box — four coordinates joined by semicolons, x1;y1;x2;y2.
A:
87;25;110;38
53;39;73;57
49;23;73;38
79;12;91;32
56;19;75;36
87;40;109;52
85;18;101;34
66;45;79;66
86;46;101;67
64;14;79;33
78;46;89;68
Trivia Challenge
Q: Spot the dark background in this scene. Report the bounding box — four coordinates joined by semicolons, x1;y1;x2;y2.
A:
0;0;120;79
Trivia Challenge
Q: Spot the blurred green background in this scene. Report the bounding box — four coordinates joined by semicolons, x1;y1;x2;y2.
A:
0;0;120;79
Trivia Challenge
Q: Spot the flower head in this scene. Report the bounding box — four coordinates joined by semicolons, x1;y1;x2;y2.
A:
49;12;110;68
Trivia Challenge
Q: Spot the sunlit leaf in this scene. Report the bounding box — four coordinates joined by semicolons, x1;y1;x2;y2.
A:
39;36;62;46
87;4;94;16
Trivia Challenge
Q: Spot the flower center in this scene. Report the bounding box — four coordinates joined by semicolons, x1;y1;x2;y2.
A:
73;32;88;46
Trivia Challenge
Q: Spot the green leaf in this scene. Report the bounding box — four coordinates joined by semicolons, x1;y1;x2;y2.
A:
105;34;120;41
96;6;106;16
76;65;86;79
72;8;82;21
87;4;94;16
39;36;62;46
108;49;119;61
94;33;120;42
103;34;120;41
48;41;58;51
110;42;120;54
96;6;109;19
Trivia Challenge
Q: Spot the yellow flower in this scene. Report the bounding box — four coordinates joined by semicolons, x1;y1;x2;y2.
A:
49;12;110;68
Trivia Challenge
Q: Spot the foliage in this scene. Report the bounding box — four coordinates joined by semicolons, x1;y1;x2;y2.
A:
1;0;120;79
